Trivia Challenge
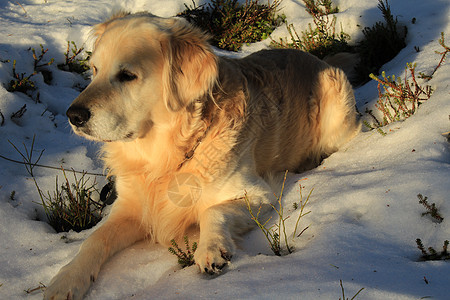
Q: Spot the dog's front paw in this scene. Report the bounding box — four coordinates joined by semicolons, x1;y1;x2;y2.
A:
194;239;234;274
44;262;96;300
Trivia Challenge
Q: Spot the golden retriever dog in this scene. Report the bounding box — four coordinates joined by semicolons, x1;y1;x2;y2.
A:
44;11;360;300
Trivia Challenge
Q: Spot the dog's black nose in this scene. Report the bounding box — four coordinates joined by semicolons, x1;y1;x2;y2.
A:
67;105;91;127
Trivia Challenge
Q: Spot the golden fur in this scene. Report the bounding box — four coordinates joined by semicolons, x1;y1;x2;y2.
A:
45;12;360;300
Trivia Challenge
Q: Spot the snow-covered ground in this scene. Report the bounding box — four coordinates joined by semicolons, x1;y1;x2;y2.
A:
0;0;449;299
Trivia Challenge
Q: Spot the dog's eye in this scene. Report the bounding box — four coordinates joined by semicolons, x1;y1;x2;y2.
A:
117;69;138;82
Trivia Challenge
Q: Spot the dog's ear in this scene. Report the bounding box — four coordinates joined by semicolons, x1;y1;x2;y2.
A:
92;11;131;49
161;20;218;111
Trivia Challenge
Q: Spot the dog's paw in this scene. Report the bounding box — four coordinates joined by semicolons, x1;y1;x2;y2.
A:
194;239;234;275
44;262;95;300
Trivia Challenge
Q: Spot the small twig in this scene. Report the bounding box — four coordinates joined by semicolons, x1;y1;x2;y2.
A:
273;170;292;254
296;225;310;237
2;139;105;177
364;108;382;128
0;153;105;177
340;279;346;300
427;32;450;79
293;184;312;237
10;104;27;120
0;110;4;126
15;1;28;16
24;282;46;294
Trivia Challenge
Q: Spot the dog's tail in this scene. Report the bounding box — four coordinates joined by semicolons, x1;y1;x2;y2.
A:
313;67;362;156
323;52;360;86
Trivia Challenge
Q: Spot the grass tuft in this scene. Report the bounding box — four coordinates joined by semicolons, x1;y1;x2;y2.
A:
9;136;103;232
244;171;290;255
244;171;312;256
39;168;103;233
271;0;350;59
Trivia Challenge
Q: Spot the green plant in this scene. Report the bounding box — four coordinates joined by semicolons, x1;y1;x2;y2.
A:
57;41;91;74
31;44;54;71
418;193;444;223
7;59;37;94
271;0;350;59
168;236;197;268
366;62;433;129
178;0;283;52
244;171;312;256
6;44;54;94
364;33;449;133
416;239;449;261
339;279;364;300
31;45;54;84
9;136;103;232
354;0;406;83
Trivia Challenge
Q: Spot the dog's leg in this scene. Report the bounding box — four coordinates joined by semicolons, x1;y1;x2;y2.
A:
194;181;274;274
44;214;145;300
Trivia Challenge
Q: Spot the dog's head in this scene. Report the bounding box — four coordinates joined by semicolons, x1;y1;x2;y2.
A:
66;12;218;142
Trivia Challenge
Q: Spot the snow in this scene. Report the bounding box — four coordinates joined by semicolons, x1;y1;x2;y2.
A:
0;0;449;299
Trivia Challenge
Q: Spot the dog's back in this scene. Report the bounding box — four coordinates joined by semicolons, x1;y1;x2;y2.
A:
218;49;361;175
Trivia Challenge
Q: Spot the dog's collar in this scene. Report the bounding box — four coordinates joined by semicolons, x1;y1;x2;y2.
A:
176;95;217;170
176;122;212;170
